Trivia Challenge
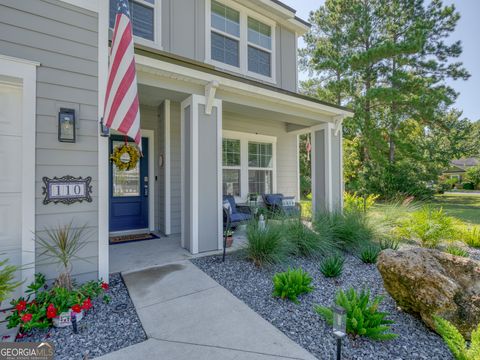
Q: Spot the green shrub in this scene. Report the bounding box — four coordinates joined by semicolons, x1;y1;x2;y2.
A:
313;211;379;251
0;257;22;303
285;220;334;258
272;267;314;304
461;227;480;248
319;254;344;278
344;192;379;213
398;206;455;248
378;238;400;251
359;245;381;264
434;316;480;360
315;288;397;340
245;222;289;267
445;245;469;258
463;182;475;190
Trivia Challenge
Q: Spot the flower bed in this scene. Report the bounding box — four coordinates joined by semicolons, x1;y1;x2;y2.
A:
192;253;454;360
12;274;146;360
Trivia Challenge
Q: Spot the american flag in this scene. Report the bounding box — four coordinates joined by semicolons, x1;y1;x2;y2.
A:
103;0;141;150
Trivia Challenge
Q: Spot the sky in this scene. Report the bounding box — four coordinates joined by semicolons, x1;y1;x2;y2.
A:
282;0;480;121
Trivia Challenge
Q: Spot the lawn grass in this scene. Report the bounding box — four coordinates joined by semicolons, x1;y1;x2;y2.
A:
428;193;480;225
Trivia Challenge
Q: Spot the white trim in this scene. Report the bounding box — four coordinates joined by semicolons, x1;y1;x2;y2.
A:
58;0;98;12
221;130;277;201
216;101;224;250
296;134;300;201
205;0;277;84
311;129;316;215
136;55;354;120
0;55;39;294
164;100;171;235
98;0;110;282
142;129;155;232
339;126;344;211
191;96;199;254
326;123;333;212
180;97;191;250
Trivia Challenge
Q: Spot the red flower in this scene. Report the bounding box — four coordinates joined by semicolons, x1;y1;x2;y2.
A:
71;304;82;313
82;298;92;311
21;313;32;323
46;304;57;319
15;300;27;312
101;282;109;291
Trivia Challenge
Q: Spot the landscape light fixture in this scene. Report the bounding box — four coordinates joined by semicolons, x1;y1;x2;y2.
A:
333;305;346;360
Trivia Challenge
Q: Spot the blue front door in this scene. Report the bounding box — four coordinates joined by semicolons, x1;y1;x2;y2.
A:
109;137;149;232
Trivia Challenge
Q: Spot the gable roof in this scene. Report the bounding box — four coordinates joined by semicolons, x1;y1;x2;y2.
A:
451;158;479;169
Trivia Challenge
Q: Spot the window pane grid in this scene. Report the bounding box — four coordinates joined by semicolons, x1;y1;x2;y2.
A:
248;170;272;195
248;142;273;168
222;138;241;166
211;0;240;37
211;32;240;68
109;0;154;41
248;17;272;50
248;46;271;77
223;169;241;197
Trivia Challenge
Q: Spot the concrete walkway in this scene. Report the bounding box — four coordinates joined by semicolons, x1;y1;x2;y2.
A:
98;261;317;360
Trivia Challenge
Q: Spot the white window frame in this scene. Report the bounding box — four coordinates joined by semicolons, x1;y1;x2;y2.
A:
206;0;276;84
246;17;274;79
110;0;162;50
222;130;277;201
222;138;242;197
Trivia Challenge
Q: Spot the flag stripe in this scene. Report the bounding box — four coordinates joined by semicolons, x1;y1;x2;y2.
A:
103;0;142;151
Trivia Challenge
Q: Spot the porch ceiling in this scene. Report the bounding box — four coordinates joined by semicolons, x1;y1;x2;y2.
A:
138;84;189;107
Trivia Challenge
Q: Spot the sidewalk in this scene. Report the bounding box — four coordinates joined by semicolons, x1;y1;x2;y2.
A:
97;261;317;360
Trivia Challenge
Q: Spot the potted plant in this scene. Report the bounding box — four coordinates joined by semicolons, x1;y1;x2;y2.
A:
224;229;234;248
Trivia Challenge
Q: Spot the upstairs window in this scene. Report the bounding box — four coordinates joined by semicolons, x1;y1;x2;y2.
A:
208;0;276;82
211;1;240;67
247;18;272;77
109;0;157;43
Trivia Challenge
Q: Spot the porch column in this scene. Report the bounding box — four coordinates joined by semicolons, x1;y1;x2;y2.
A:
181;95;223;254
311;123;343;214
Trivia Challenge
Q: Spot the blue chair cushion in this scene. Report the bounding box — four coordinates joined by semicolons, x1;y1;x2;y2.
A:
265;194;283;206
230;212;251;223
223;195;237;214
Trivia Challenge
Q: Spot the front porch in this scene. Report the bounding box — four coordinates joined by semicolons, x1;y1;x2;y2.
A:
103;49;351;275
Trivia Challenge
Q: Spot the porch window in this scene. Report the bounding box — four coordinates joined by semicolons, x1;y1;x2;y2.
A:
247;18;272;77
222;138;241;196
211;1;240;68
109;0;157;43
248;142;273;194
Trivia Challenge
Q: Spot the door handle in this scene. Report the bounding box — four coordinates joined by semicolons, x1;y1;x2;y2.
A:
144;184;148;196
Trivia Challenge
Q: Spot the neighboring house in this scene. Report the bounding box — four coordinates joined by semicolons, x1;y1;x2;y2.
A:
0;0;353;295
443;158;479;183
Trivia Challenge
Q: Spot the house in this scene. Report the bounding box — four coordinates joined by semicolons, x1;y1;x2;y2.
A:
443;158;479;183
0;0;353;296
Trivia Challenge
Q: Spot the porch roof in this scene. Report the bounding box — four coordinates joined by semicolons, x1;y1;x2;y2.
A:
134;45;354;123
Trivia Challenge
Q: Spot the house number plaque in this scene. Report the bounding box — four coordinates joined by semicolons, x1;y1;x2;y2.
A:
42;176;93;205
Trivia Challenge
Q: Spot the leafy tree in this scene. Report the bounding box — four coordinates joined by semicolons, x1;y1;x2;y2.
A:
465;165;480;188
300;0;471;199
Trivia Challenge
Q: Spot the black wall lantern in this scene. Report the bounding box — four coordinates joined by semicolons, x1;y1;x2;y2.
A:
58;108;76;143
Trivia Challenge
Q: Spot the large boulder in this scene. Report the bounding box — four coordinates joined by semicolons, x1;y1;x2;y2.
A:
377;248;480;339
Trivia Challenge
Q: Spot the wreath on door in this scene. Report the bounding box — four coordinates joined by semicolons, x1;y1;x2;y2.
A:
110;143;139;171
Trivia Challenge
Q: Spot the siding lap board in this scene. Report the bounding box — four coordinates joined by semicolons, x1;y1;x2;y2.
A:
0;0;99;281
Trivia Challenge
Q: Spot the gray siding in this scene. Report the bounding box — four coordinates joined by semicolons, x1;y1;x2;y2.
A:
331;129;342;210
160;0;297;92
314;130;327;212
0;0;99;283
157;103;166;233
183;106;191;250
170;102;182;234
223;115;299;199
198;105;219;252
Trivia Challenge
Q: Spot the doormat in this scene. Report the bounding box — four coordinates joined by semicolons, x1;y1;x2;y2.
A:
109;233;159;245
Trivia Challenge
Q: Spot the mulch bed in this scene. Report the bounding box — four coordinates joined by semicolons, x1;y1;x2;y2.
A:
15;273;147;360
192;252;455;360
